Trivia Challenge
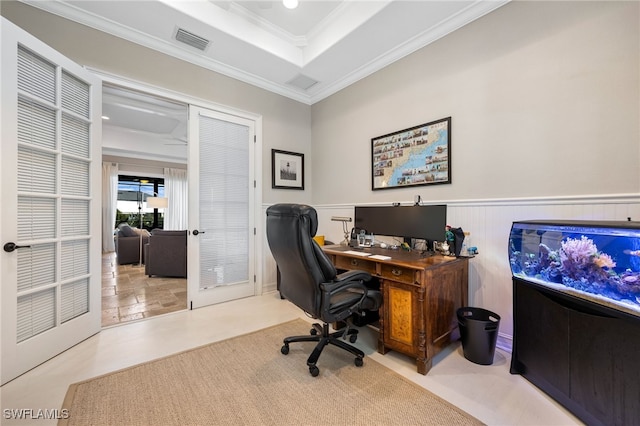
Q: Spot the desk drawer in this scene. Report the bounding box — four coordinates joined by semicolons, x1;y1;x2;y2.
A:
379;264;417;284
334;256;376;274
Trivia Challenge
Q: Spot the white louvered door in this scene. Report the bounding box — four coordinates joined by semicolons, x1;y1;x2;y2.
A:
187;106;256;308
0;18;101;384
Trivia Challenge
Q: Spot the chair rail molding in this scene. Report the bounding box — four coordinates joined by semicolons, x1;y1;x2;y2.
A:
262;193;640;353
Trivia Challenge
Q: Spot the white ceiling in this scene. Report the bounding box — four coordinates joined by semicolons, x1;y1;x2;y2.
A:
23;0;508;105
21;0;508;159
101;84;190;163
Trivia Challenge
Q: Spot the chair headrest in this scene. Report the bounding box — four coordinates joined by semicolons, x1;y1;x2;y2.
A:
266;204;318;237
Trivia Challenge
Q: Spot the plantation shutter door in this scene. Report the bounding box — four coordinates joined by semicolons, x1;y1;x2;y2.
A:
17;52;92;336
1;18;101;384
187;106;256;308
199;116;249;288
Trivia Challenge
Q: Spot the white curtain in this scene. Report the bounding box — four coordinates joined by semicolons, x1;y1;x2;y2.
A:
164;167;188;230
102;162;119;252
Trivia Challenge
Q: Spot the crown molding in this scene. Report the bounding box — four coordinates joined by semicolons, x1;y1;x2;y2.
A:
303;1;391;64
225;1;308;47
20;0;313;104
20;0;509;106
307;0;510;104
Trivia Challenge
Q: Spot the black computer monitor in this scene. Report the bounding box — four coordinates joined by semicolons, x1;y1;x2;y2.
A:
354;205;447;244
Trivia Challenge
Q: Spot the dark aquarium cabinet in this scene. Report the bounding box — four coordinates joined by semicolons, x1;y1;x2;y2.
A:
509;220;640;426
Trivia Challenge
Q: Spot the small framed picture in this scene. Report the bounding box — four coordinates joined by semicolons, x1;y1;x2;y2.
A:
272;149;304;190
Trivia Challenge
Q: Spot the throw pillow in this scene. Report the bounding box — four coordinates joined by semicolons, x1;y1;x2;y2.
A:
132;228;151;237
118;224;137;237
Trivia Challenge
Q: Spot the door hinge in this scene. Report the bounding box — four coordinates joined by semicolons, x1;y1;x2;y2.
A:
253;227;256;235
190;301;193;310
254;135;256;143
254;275;256;283
254;180;256;188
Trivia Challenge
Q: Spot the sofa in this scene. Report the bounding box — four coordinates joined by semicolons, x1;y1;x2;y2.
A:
144;229;187;278
115;223;149;265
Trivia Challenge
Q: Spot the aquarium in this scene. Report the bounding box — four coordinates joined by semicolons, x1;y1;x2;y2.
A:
509;220;640;318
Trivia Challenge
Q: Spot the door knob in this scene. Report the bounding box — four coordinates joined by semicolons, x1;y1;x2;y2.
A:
3;242;31;253
192;230;205;236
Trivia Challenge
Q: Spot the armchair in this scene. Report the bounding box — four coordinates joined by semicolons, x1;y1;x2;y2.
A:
114;223;148;265
266;204;382;377
144;230;187;278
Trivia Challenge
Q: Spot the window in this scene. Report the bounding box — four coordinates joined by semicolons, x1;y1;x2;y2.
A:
116;175;165;230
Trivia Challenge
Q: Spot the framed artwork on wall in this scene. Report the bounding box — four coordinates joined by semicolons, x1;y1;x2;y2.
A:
372;117;451;190
272;149;304;190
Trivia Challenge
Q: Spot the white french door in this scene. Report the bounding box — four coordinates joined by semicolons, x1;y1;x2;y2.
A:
0;18;102;384
187;106;256;308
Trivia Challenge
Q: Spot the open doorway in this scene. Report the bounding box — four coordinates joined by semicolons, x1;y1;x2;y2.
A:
101;84;189;327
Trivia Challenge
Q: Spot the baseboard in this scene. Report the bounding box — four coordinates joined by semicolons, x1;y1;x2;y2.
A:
496;332;512;353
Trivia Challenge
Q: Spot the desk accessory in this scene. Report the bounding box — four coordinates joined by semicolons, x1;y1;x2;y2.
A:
331;216;352;245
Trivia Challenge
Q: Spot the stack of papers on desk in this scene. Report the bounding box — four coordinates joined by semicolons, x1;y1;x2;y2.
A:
343;250;371;257
342;251;393;261
369;254;392;260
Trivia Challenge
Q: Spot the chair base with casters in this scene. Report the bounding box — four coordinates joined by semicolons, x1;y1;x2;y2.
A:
281;322;363;377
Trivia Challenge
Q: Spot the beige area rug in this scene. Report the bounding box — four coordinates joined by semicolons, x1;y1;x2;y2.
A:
60;319;483;426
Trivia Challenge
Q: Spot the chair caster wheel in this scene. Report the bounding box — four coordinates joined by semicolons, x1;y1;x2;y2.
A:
310;328;317;335
355;357;363;367
349;334;357;343
281;344;289;355
309;365;320;377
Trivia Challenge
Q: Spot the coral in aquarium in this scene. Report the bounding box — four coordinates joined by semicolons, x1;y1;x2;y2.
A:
560;236;598;272
511;234;640;308
559;236;615;284
593;253;616;269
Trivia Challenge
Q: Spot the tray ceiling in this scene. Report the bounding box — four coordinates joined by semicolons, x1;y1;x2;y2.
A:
23;0;509;105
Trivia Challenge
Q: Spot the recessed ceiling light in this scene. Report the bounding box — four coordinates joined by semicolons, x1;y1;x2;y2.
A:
102;116;110;120
283;0;298;10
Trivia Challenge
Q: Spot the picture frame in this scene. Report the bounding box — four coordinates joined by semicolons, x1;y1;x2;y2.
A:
272;149;304;190
372;117;451;190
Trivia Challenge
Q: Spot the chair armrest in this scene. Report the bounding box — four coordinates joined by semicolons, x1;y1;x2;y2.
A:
115;235;148;265
335;270;372;283
319;272;370;295
145;234;187;278
319;270;373;322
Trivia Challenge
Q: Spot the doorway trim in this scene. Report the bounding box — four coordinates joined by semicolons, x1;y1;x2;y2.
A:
94;69;265;304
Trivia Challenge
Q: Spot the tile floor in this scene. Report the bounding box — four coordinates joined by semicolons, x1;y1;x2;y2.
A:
1;291;582;425
102;253;187;327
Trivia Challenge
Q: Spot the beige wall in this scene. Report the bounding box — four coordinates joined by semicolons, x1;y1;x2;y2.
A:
5;1;636;206
4;1;640;344
1;0;313;206
306;0;640;344
311;1;640;205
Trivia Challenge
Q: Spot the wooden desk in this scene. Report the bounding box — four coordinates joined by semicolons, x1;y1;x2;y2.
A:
323;245;469;375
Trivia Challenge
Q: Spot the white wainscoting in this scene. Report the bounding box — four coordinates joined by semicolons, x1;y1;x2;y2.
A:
262;195;640;352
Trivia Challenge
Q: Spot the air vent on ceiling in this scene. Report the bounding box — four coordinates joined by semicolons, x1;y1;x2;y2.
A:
286;74;319;91
175;28;210;51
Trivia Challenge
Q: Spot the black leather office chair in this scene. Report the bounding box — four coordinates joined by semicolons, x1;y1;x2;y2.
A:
266;204;382;377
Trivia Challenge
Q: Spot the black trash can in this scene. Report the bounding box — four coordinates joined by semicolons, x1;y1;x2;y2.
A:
457;307;500;365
